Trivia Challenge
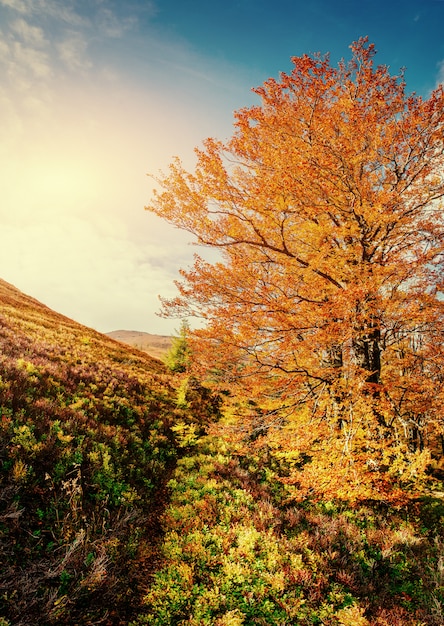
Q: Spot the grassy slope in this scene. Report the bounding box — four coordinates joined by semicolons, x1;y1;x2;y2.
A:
1;278;444;626
0;279;182;625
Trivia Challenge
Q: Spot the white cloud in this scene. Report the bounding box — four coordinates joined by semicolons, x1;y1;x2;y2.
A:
56;32;91;71
41;1;88;28
96;7;138;38
11;17;47;46
0;0;256;333
0;33;11;65
11;39;52;78
0;0;87;27
0;16;52;114
0;74;217;332
0;215;187;333
0;0;31;12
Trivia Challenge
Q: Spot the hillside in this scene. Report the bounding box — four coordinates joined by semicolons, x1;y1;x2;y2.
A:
1;278;443;625
105;330;172;360
0;278;186;625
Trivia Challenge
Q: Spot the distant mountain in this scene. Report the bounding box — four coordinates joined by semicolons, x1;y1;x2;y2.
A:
106;329;173;359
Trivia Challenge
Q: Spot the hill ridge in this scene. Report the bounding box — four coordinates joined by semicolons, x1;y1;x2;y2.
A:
105;329;173;359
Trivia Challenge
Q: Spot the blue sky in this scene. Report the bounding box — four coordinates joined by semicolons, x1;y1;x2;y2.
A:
0;0;443;334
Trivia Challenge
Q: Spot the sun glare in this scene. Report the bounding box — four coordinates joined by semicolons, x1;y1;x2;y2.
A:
24;157;102;208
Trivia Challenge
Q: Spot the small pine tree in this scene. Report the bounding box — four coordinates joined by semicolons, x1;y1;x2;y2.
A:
164;320;191;373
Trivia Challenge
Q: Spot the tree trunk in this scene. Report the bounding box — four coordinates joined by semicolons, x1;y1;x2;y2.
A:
352;315;386;428
353;324;381;385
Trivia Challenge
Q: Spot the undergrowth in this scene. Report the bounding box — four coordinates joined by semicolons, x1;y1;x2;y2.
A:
0;279;185;625
132;431;444;625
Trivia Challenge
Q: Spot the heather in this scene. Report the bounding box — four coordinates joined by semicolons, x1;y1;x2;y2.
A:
1;278;443;625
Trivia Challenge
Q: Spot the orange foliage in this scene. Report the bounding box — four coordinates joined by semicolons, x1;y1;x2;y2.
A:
146;39;444;502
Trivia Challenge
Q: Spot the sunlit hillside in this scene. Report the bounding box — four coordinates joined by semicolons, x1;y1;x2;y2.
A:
0;278;183;625
1;278;443;626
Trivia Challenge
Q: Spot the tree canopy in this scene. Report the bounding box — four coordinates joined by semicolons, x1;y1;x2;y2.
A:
146;39;444;502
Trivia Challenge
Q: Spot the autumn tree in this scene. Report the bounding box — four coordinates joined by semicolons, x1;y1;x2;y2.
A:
146;39;444;501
